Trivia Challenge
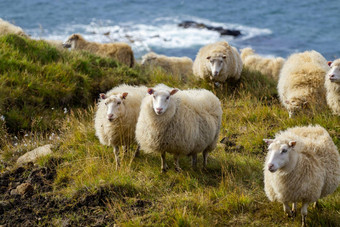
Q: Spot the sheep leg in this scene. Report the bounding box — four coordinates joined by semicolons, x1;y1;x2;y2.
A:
134;145;140;158
161;152;168;172
191;154;197;168
283;202;294;218
301;202;309;227
313;201;318;209
291;202;297;218
203;150;208;167
174;154;182;172
113;146;120;170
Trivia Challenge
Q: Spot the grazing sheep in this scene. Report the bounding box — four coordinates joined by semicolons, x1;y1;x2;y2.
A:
277;50;328;117
325;59;340;115
263;125;340;227
141;52;193;78
135;84;222;172
95;84;147;169
63;34;135;67
240;47;285;81
192;41;242;84
0;18;28;37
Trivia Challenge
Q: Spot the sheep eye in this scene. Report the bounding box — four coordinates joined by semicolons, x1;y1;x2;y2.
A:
153;95;156;99
281;149;288;153
117;101;121;105
105;102;108;105
166;96;170;100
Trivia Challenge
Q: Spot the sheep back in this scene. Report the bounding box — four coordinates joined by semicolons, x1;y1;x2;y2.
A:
278;50;328;113
0;18;28;37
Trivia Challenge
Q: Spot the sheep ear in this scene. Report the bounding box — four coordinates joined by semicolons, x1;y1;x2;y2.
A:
170;89;178;96
328;61;332;67
263;139;274;145
222;55;227;59
121;92;128;99
206;56;211;60
288;141;296;147
100;93;106;100
147;88;154;95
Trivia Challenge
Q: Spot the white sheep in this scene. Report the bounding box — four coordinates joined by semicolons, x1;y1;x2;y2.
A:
325;59;340;115
277;50;329;117
240;47;285;81
263;125;340;227
0;18;28;37
94;84;147;169
192;41;242;84
63;34;135;67
141;52;193;78
135;84;222;172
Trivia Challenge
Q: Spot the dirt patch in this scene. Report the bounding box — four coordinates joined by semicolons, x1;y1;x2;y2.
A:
0;159;148;226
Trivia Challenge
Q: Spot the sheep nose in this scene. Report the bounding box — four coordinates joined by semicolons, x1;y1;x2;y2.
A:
329;74;335;79
108;113;113;118
213;71;218;76
268;163;274;171
156;108;163;112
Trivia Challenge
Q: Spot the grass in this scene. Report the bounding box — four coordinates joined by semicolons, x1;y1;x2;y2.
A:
1;34;340;226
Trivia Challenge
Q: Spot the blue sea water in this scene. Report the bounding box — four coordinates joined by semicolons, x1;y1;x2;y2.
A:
1;0;339;60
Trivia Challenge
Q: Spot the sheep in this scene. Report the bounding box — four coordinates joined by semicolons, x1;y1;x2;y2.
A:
240;47;285;81
94;84;147;169
263;125;340;227
135;84;222;172
63;34;135;67
0;18;28;37
192;41;242;85
141;52;193;78
277;50;329;117
325;59;340;115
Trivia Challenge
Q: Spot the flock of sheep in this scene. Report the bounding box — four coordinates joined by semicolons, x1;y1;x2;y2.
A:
1;18;340;226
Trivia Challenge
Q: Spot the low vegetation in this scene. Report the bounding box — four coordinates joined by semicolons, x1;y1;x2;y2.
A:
0;35;339;226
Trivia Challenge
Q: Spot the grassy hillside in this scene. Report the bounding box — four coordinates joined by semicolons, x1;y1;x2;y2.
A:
0;35;339;226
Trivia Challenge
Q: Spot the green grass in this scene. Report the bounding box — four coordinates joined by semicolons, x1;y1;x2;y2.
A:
1;34;340;226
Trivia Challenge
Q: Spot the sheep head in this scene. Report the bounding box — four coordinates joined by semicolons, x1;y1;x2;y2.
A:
100;92;128;121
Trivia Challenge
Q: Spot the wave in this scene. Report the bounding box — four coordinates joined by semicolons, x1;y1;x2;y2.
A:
27;17;272;59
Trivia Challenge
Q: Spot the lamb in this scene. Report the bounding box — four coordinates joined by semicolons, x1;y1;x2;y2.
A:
324;59;340;115
94;84;147;169
63;34;135;67
0;18;28;37
263;125;340;227
192;41;242;84
277;50;329;117
240;47;285;81
135;84;222;172
141;52;193;78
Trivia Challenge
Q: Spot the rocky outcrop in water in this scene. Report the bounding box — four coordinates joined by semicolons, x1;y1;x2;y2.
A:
178;21;241;37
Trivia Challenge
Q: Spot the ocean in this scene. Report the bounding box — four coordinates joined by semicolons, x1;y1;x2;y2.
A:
1;0;339;60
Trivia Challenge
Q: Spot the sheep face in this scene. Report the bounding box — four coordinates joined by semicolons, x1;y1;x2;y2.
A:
147;88;178;115
63;34;81;49
100;93;128;121
141;54;157;66
207;55;226;79
263;139;296;172
327;61;340;83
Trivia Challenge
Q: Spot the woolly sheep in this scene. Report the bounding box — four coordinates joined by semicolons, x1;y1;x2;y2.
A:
240;47;285;81
277;50;329;117
325;59;340;115
63;34;135;67
192;41;242;84
0;18;28;37
263;125;340;226
141;52;193;78
94;84;147;169
135;84;222;172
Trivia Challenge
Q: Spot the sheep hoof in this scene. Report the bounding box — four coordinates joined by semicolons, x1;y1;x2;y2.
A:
288;210;296;219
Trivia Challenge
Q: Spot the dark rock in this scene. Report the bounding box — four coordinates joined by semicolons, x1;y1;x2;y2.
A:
178;20;241;37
